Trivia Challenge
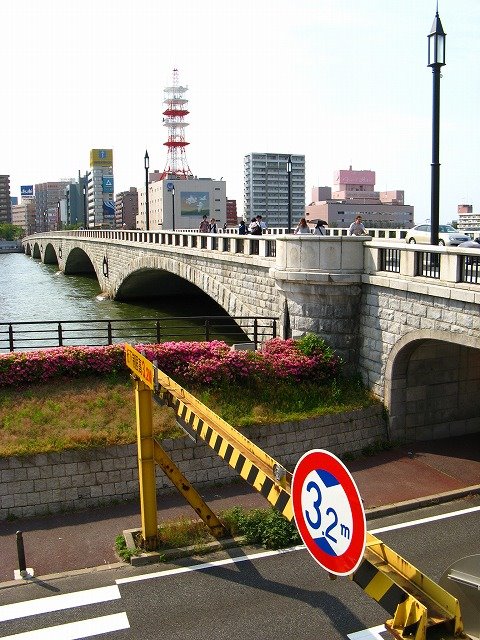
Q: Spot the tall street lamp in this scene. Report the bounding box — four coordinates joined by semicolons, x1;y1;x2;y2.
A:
428;5;446;246
286;155;292;233
171;185;176;231
144;149;150;231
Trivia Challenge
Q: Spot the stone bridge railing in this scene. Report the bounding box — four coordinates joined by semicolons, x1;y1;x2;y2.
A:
25;230;480;296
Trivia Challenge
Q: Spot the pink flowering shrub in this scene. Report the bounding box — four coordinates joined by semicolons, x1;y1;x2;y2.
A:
0;345;125;387
0;337;341;389
261;338;341;382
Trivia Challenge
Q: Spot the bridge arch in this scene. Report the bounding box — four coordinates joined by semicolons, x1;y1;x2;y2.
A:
385;330;480;442
32;242;41;259
43;243;58;265
24;242;31;256
64;246;98;277
112;254;259;320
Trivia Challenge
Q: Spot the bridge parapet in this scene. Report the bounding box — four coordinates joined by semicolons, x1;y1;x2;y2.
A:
364;241;480;300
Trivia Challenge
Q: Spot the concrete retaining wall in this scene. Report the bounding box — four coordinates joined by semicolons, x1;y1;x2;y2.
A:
0;405;386;520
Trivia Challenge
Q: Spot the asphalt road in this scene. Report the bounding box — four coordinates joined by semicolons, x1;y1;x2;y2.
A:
0;496;479;640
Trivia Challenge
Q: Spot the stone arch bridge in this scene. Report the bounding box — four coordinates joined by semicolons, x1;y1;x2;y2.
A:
23;230;480;443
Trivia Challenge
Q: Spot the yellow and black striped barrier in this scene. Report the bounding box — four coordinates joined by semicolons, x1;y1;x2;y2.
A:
352;533;463;640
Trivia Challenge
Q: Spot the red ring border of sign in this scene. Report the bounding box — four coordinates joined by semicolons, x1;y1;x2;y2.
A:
292;449;366;576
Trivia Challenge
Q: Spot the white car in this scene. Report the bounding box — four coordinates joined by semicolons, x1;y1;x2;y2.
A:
405;224;470;246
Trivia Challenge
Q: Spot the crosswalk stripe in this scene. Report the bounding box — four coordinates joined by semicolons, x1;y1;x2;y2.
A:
0;585;120;622
347;625;388;639
0;612;129;639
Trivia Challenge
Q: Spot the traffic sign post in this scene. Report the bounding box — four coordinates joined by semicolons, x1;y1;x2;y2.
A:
292;449;366;576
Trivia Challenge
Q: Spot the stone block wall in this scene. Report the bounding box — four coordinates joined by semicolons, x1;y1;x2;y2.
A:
0;405;386;520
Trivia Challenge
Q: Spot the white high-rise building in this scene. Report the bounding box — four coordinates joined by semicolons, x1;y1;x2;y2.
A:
87;149;115;228
244;153;305;227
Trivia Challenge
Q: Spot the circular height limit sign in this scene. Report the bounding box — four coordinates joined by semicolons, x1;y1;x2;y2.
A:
292;449;366;576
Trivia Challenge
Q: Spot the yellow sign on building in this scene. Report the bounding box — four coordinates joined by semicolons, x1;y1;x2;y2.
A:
125;344;154;389
90;148;113;167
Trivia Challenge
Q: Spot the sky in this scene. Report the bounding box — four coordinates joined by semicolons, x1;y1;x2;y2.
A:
2;0;480;224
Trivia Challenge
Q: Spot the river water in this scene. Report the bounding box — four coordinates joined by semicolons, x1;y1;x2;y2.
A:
0;253;241;350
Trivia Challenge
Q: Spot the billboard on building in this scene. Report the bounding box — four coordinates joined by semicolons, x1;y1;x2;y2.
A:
90;149;113;167
102;176;114;193
103;200;115;219
335;169;375;186
181;192;209;216
20;185;34;199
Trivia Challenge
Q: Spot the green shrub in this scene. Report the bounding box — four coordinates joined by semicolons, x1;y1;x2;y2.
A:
296;333;335;359
221;506;301;550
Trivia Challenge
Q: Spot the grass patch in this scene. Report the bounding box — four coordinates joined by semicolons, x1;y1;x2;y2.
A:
0;374;377;457
116;507;302;561
0;375;181;457
193;375;375;427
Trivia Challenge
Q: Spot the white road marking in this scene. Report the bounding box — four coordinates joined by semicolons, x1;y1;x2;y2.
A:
0;612;129;639
0;585;121;622
370;504;480;535
347;624;388;639
116;545;305;584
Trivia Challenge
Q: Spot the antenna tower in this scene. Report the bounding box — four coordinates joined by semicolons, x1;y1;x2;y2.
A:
160;68;193;180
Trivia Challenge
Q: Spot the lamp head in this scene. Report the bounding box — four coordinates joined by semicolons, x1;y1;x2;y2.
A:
428;10;446;67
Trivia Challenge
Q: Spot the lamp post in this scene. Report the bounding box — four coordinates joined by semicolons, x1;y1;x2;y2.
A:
286;155;292;233
144;149;150;231
428;5;446;246
171;185;176;231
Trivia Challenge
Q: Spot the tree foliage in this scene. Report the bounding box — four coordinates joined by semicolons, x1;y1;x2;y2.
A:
0;223;24;240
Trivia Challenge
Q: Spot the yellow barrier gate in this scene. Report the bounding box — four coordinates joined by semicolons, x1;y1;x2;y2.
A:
125;345;468;640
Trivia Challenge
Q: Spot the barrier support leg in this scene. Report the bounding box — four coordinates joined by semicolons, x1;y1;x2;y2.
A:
135;379;158;551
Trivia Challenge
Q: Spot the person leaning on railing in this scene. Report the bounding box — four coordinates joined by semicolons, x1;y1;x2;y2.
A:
294;218;311;235
348;215;369;236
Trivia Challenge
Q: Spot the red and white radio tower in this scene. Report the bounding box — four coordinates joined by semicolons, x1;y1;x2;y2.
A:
160;68;193;180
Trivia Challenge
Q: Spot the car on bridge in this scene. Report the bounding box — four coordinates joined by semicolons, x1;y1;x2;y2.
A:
405;224;470;246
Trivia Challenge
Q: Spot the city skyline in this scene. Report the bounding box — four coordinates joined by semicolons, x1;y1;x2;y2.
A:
2;0;479;224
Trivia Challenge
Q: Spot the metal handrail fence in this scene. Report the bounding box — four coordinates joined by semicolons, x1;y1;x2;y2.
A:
0;316;278;353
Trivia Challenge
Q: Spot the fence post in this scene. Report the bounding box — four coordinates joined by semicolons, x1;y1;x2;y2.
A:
272;319;277;339
253;318;258;348
8;324;14;352
57;323;63;347
107;321;113;345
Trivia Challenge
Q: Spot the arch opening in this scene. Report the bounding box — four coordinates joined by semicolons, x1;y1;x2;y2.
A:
116;268;231;317
64;247;97;276
44;243;58;265
387;337;480;442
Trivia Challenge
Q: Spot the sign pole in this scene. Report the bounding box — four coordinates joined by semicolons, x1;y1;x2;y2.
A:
134;379;158;550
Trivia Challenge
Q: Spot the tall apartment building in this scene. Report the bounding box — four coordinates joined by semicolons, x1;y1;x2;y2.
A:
86;149;115;228
65;173;87;228
115;187;138;229
35;181;70;231
226;199;238;226
244;153;305;227
0;175;12;224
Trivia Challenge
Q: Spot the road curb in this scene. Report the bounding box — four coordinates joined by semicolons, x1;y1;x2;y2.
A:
2;485;479;589
364;484;480;520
